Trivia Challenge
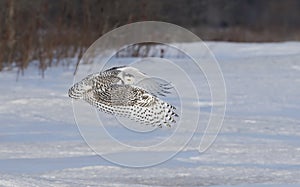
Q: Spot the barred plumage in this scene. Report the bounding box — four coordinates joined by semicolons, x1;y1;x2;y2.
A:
69;66;178;127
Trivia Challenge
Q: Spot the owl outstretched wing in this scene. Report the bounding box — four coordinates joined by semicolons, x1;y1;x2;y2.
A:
69;66;179;128
84;84;178;127
135;77;173;97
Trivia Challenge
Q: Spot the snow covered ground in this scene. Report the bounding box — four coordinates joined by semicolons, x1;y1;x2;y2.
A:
0;42;300;186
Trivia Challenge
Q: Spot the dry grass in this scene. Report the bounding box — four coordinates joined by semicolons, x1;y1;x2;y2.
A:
1;0;300;76
0;0;120;75
191;26;300;42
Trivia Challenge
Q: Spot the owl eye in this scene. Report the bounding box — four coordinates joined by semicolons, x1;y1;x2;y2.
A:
127;78;132;81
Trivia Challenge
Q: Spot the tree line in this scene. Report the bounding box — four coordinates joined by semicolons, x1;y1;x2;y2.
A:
1;0;299;74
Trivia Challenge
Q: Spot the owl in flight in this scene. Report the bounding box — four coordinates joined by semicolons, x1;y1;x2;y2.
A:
68;66;178;127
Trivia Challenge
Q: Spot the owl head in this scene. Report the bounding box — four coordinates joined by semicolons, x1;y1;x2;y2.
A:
116;66;148;85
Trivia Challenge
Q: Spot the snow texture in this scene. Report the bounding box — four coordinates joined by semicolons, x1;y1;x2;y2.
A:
0;42;300;187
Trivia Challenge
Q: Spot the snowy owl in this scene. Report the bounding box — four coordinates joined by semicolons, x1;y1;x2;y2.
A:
68;66;178;127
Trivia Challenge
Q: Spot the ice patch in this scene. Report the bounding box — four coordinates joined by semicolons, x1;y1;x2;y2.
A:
10;99;29;105
244;120;257;124
291;65;300;71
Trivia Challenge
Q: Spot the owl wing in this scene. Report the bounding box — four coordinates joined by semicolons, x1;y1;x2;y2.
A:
85;84;178;127
135;77;173;97
69;71;122;99
91;72;122;92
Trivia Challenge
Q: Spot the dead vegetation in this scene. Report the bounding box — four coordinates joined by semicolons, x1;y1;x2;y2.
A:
1;0;300;75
